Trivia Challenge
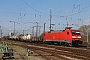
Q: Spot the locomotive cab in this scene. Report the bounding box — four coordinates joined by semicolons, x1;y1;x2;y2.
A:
64;27;82;46
71;30;82;46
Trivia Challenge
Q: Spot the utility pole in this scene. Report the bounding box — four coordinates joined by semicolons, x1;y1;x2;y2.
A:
39;27;41;36
44;23;46;32
10;21;15;36
50;8;52;32
23;30;24;35
32;26;34;36
34;22;42;41
32;26;35;40
36;22;38;39
86;25;89;44
0;26;2;38
67;22;68;27
87;29;88;44
66;17;68;27
14;21;15;36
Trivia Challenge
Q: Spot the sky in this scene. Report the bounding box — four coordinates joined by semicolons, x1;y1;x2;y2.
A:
0;0;90;36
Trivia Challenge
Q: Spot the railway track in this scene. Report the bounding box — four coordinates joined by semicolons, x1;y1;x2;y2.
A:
1;40;90;60
27;44;90;60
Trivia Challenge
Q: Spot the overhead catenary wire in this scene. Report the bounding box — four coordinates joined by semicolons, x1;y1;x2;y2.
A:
22;0;49;15
52;0;90;19
52;1;90;20
0;0;45;19
1;0;90;25
1;0;90;21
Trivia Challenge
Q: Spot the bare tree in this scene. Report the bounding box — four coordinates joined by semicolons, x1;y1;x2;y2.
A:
79;25;90;43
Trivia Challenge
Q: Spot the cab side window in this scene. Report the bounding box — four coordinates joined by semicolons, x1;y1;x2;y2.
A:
67;32;69;35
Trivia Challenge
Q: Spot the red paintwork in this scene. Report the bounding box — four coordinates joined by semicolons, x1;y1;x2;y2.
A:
43;28;82;44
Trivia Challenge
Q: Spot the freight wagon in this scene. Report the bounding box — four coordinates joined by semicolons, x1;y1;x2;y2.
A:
43;27;82;46
18;34;32;42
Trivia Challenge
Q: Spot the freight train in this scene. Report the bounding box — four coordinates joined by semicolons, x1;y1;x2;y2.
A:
7;27;82;46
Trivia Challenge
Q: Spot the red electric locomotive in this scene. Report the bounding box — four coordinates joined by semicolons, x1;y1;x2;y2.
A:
43;27;82;46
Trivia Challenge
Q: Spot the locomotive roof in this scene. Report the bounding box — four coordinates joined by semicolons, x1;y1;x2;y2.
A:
71;30;80;31
46;30;64;33
45;29;80;33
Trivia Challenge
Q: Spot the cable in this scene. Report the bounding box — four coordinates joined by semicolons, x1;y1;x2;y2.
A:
22;0;49;15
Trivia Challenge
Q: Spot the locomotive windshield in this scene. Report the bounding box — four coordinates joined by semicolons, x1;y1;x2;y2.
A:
72;31;80;34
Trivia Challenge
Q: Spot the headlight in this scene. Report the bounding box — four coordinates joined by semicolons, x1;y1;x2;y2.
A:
72;36;81;38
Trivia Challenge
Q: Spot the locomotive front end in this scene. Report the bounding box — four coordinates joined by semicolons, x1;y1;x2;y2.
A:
71;30;82;46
